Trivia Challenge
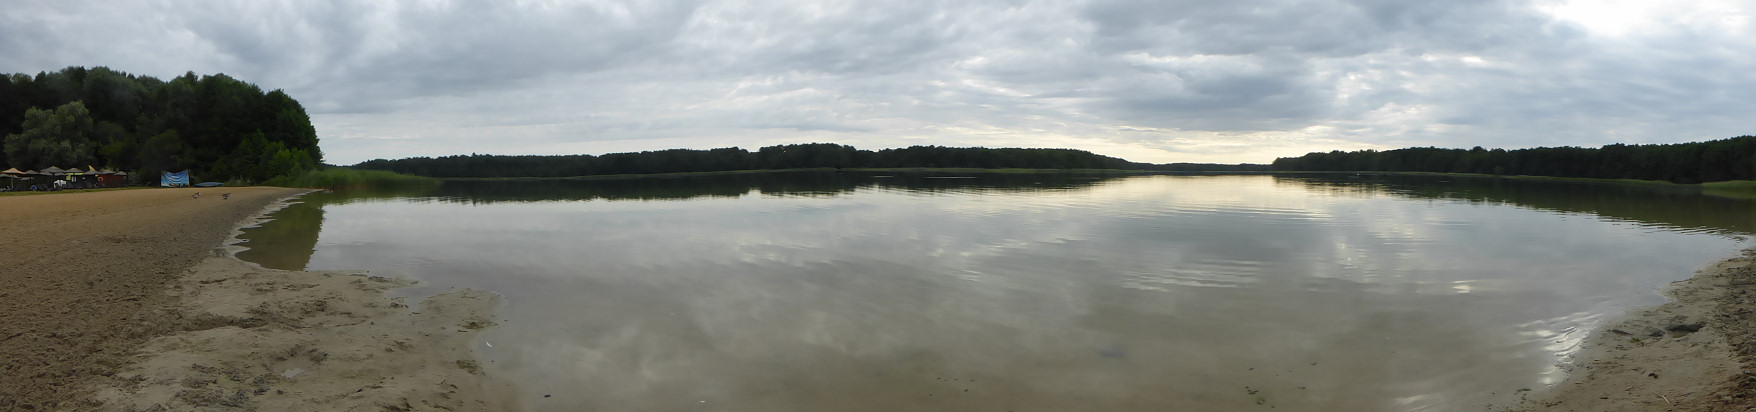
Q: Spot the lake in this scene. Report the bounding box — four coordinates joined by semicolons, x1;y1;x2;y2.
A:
237;172;1753;411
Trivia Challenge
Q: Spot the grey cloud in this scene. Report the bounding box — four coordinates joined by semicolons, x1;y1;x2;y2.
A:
1062;0;1569;133
673;1;976;77
1082;0;1552;56
1083;0;1383;56
179;1;705;113
2;0;1752;164
1107;74;1328;130
0;12;52;63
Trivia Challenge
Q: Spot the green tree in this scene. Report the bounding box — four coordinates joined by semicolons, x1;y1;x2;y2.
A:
1;67;326;182
137;129;189;178
92;120;131;169
4;101;98;169
265;147;314;178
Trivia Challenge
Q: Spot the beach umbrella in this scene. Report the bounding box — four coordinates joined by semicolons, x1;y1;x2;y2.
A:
41;166;66;175
66;167;85;174
1;168;22;175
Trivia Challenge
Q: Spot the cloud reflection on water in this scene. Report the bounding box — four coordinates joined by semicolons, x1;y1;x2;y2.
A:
240;173;1750;411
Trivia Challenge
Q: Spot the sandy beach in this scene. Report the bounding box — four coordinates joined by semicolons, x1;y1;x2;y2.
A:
0;188;514;411
1517;249;1756;411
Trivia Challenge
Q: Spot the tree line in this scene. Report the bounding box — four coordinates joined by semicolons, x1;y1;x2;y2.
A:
0;66;322;183
1271;135;1756;184
352;143;1269;178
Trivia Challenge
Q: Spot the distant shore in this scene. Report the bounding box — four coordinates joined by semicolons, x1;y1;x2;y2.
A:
0;187;513;411
431;166;1181;181
416;167;1756;199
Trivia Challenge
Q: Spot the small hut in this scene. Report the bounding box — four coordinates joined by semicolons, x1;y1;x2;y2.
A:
96;169;128;188
61;167;98;189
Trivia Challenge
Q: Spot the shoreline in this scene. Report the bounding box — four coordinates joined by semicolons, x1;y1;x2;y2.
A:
0;188;515;411
85;189;521;411
1516;248;1756;411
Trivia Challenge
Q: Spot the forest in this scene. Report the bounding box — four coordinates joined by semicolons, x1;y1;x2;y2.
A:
0;66;322;183
1271;135;1756;184
352;143;1270;178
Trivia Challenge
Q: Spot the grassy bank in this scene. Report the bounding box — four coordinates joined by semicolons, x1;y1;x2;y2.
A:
1702;180;1756;200
264;168;438;190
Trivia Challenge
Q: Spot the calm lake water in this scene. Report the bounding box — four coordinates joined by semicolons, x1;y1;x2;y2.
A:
238;173;1753;411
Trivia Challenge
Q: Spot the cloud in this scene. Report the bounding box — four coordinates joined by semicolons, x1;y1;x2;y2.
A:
1;0;1751;164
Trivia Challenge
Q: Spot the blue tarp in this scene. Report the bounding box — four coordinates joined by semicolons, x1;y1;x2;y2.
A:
161;170;190;187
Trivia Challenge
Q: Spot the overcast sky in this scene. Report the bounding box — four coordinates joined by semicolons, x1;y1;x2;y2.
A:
2;0;1751;164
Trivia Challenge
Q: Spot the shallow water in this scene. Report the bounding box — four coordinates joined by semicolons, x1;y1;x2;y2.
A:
238;173;1752;411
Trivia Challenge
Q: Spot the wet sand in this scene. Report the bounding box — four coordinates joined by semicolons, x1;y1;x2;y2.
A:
0;188;514;411
1517;248;1756;411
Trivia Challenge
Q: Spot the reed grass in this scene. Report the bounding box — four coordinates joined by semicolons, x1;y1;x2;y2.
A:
264;168;438;190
